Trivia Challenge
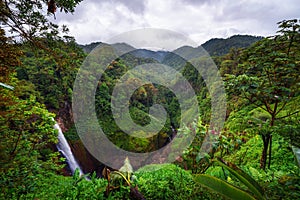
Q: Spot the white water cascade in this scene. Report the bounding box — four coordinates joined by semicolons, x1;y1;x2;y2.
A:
292;146;300;168
54;123;83;176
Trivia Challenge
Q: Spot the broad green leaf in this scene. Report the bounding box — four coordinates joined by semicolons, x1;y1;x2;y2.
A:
194;174;256;200
214;159;265;200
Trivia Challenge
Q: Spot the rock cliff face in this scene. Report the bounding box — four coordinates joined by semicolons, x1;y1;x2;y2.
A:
69;139;105;176
55;101;105;176
54;108;174;173
56;101;73;132
54;126;105;176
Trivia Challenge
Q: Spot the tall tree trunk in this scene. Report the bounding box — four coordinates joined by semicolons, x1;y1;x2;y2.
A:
267;113;275;169
260;133;270;170
268;134;272;169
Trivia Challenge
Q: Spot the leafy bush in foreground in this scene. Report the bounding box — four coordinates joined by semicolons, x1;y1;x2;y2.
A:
135;163;222;200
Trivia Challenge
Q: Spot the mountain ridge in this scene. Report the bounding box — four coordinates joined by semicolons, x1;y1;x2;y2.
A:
78;34;263;61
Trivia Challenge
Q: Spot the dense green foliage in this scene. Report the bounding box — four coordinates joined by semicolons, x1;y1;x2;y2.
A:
202;35;263;56
225;19;300;169
0;28;62;199
136;164;195;199
0;2;299;198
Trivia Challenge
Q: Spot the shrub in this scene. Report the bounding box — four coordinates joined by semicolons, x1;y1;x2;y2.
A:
135;163;222;200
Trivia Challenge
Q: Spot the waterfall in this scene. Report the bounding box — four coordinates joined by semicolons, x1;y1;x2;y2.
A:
292;146;300;168
54;122;84;176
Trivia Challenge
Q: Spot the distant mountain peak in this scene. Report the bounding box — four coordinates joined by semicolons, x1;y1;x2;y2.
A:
77;41;136;54
78;34;263;61
201;34;263;56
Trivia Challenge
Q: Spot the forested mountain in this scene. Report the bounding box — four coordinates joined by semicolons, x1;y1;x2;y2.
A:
202;35;263;56
79;34;263;61
0;1;299;198
78;42;135;54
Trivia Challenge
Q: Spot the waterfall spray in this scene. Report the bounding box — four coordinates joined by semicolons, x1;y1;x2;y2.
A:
54;122;83;176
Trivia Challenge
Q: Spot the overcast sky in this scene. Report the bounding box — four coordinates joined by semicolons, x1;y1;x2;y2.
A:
54;0;300;48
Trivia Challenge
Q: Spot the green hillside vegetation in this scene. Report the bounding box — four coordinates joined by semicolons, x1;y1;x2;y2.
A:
202;35;263;56
0;1;299;198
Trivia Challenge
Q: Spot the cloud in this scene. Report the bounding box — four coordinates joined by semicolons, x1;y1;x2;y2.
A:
108;28;197;50
88;0;146;14
54;1;148;44
53;0;300;47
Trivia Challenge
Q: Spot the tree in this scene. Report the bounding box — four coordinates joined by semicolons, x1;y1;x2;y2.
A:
0;0;82;41
0;0;83;69
0;0;83;197
1;0;86;125
17;40;85;111
219;48;244;77
226;19;300;169
0;28;22;83
0;27;62;198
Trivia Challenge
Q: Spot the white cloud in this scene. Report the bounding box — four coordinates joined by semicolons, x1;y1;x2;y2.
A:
54;1;148;44
54;0;300;47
